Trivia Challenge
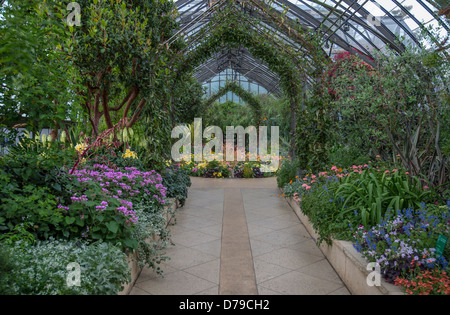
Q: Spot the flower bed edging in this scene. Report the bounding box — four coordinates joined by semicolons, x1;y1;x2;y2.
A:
283;194;404;295
119;198;179;295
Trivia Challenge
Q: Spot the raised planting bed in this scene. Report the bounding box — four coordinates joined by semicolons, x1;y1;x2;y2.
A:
119;198;181;295
283;194;404;295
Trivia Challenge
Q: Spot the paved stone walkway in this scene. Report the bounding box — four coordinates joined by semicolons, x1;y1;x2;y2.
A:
130;177;350;295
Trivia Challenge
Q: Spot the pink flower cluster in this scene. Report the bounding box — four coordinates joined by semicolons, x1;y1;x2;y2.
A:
116;206;138;225
96;200;109;211
70;195;88;202
71;164;167;202
59;165;168;234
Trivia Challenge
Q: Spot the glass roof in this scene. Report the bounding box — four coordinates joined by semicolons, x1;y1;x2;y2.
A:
171;0;449;95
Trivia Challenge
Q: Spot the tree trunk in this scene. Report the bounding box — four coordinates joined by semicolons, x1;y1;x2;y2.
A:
50;120;59;141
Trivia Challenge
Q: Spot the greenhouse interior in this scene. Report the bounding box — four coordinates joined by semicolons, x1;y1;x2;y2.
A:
0;0;449;297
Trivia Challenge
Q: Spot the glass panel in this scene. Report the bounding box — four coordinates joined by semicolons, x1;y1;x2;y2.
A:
202;68;269;103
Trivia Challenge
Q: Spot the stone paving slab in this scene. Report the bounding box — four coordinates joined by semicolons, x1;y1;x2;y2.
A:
130;177;350;295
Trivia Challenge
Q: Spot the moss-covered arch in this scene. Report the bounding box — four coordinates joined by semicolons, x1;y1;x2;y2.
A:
202;80;263;124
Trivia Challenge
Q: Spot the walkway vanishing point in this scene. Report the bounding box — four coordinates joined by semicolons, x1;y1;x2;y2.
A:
129;177;350;295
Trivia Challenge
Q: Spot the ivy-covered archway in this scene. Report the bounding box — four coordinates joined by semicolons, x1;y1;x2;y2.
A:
167;0;328;156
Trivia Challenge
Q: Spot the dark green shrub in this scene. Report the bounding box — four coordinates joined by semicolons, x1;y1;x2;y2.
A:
243;164;253;178
0;242;15;294
276;158;299;188
161;167;191;207
1;135;76;195
0;183;63;240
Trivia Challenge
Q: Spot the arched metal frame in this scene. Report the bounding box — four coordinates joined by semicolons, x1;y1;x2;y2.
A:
172;0;449;100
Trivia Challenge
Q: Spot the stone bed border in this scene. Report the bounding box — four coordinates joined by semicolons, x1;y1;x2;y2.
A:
283;195;404;295
119;198;181;295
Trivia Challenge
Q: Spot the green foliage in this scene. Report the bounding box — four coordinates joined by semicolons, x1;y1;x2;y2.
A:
335;169;435;227
0;222;35;247
319;46;449;190
0;242;15;293
172;76;205;124
0;239;130;295
58;186;138;250
161;167;192;207
328;144;371;169
203;100;254;133
282;164;441;244
139;106;174;171
243;164;254;178
202;81;263;125
295;91;332;172
258;95;291;156
132;199;173;274
2;132;76;186
276;158;299;188
0;184;63;240
294;180;349;245
0;0;81;131
62;0;179;133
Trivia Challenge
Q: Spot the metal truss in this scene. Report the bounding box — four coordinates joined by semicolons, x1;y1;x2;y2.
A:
171;0;449;97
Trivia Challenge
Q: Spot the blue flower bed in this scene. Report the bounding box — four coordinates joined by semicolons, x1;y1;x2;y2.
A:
352;203;450;284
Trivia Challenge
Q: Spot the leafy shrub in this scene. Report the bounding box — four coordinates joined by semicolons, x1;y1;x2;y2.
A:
162;167;191;207
243;164;253;178
277;158;299;188
328;144;371;169
132;200;172;274
0;239;130;295
282;164;442;245
290;176;350;244
1;135;76;195
0;183;63;240
0;242;15;293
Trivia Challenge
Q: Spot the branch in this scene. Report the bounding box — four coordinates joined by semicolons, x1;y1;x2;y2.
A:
122;86;139;119
109;88;134;111
102;88;114;129
126;98;146;128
